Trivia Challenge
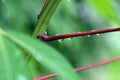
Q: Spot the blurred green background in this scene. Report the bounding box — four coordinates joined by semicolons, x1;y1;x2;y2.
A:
0;0;120;80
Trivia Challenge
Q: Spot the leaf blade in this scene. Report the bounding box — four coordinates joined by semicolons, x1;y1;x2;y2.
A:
1;29;80;80
0;35;33;80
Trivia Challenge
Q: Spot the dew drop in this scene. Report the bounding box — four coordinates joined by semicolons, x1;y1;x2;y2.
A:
58;39;63;42
56;34;60;36
77;32;82;33
91;30;96;32
67;38;72;40
96;34;100;36
45;31;47;35
87;35;90;37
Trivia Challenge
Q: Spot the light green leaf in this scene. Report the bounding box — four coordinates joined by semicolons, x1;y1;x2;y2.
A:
0;28;80;80
0;35;32;80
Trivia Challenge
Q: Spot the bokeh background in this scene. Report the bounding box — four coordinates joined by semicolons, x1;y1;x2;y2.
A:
0;0;120;80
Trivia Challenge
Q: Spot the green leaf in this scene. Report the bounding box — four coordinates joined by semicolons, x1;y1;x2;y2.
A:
0;28;80;80
0;35;32;80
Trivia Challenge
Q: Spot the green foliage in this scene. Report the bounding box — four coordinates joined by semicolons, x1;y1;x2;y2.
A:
0;28;80;80
87;0;120;24
0;35;32;80
0;0;120;80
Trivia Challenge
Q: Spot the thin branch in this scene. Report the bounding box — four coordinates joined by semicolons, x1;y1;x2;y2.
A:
37;27;120;41
75;56;120;71
34;74;58;80
34;56;120;80
37;0;50;19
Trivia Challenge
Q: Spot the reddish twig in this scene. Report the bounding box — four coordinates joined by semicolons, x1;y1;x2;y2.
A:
34;56;120;80
37;27;120;41
74;56;120;71
37;0;50;19
34;74;58;80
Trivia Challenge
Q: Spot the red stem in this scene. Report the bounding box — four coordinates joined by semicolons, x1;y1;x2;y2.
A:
38;0;50;19
34;56;120;80
37;27;120;41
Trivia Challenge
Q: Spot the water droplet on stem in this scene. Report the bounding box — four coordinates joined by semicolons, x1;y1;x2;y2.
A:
67;38;72;40
91;30;96;32
87;35;90;37
45;31;47;35
58;39;64;42
96;34;100;36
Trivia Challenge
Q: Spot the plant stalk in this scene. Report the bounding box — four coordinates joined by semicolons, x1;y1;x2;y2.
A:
34;56;120;80
37;27;120;41
32;0;61;37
